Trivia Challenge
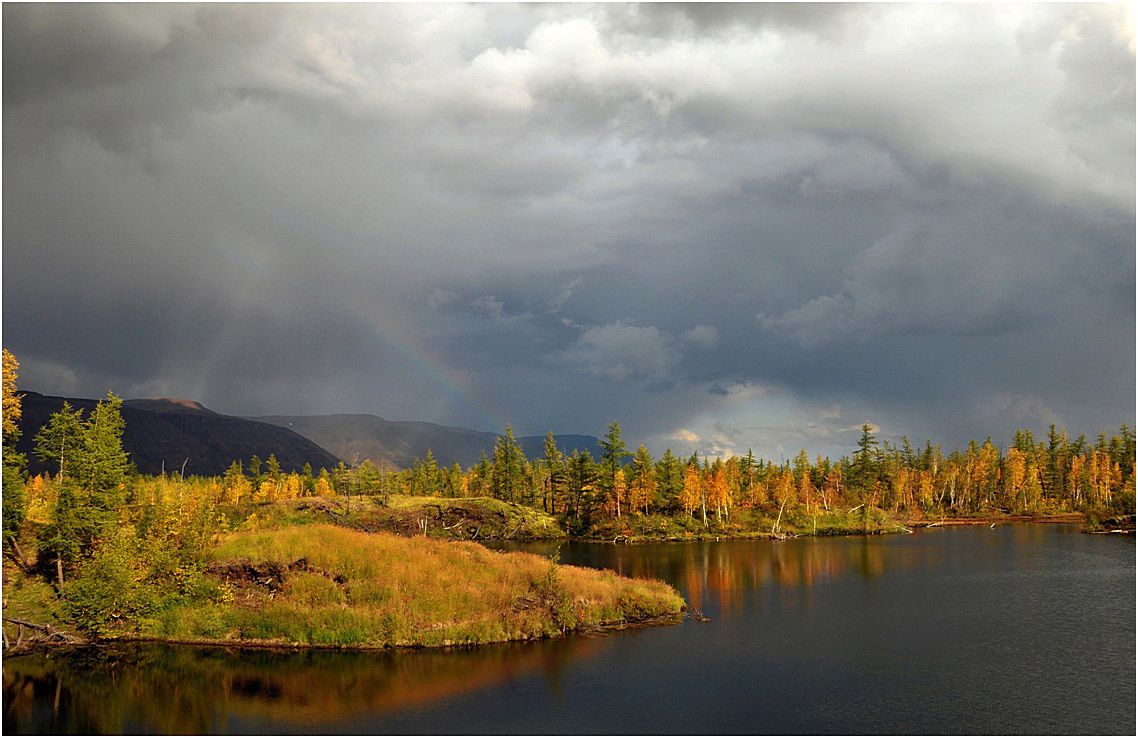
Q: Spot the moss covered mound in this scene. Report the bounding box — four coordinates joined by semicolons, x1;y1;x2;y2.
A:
146;525;684;648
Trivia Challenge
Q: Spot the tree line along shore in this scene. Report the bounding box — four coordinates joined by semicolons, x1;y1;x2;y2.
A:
2;348;1133;651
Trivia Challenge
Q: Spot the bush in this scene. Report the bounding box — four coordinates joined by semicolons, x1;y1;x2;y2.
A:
61;526;158;635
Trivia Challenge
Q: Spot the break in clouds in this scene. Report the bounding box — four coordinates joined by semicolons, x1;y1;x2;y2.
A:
3;3;1134;460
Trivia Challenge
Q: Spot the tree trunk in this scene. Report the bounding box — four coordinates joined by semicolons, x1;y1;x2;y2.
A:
56;557;64;588
8;537;31;573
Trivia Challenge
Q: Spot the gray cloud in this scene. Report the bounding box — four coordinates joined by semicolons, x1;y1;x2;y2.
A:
552;321;679;382
3;3;1133;461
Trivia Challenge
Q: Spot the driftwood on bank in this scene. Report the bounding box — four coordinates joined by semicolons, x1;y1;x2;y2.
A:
2;617;85;653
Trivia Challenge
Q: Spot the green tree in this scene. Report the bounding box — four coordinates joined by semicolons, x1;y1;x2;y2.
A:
492;425;527;503
413;449;441;495
598;421;630;515
34;402;86;484
565;450;598;533
543;432;566;514
300;462;316;495
850;422;881;496
35;393;130;585
82;393;129;511
248;454;264;491
654;448;684;512
629;444;658;514
470;451;492;497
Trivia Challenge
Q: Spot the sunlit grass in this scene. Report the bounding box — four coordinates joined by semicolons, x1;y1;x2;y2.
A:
150;524;683;648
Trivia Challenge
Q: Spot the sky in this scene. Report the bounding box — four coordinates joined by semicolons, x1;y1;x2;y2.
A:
3;2;1135;461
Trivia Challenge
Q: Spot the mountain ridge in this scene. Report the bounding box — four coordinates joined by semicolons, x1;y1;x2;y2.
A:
15;391;604;475
16;391;340;477
251;413;603;470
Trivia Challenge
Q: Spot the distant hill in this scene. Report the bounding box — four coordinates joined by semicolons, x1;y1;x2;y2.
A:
17;392;340;477
251;413;603;470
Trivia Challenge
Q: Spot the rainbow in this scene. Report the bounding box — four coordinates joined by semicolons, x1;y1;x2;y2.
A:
371;315;509;432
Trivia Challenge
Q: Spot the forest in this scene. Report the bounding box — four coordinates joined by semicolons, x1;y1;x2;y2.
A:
1;347;1134;643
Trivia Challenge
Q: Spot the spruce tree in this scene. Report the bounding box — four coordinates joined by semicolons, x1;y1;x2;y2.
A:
599;421;630;506
543;432;566;514
655;448;683;512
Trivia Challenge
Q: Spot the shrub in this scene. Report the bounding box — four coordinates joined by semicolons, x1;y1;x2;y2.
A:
61;526;158;635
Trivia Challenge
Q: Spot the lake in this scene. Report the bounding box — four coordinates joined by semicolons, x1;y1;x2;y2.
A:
3;525;1134;734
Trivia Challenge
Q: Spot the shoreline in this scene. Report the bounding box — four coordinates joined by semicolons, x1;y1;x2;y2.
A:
568;512;1091;544
2;514;1115;656
2;611;686;657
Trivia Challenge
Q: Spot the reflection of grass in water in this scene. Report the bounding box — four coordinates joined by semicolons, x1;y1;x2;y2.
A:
2;638;606;734
150;524;682;648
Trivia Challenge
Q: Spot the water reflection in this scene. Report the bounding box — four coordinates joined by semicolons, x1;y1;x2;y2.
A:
504;535;932;618
5;526;1128;735
3;638;604;734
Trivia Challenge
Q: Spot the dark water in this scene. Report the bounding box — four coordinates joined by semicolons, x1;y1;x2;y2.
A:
3;525;1134;734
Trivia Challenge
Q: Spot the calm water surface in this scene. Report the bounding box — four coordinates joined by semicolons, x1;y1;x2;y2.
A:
3;525;1134;734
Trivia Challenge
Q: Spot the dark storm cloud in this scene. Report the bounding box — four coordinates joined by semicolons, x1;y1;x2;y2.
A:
3;3;1133;460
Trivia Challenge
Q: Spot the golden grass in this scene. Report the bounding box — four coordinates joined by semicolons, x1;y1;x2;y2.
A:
149;524;683;648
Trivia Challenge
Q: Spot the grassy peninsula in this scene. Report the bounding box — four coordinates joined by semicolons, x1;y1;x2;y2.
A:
0;370;682;650
3;519;683;650
151;525;683;648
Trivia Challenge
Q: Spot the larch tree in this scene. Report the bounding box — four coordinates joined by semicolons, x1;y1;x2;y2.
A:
680;463;702;520
2;348;27;550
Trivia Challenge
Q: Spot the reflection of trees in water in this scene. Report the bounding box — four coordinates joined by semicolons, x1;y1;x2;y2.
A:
557;537;946;618
5;535;1010;733
3;637;602;734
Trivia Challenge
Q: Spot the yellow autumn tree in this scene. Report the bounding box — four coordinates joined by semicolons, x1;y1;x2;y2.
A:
2;348;20;439
1003;447;1027;509
629;467;657;516
707;463;730;521
771;468;794;510
822;466;843;510
917;470;935;511
680;465;702;519
608;468;628;519
798;470;817;513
